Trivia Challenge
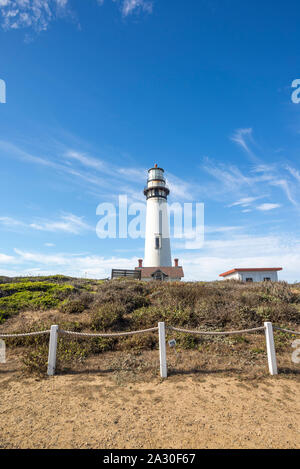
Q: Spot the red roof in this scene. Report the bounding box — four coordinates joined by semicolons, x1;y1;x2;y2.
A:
219;268;282;277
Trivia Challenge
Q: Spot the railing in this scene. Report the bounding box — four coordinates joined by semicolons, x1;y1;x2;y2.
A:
0;322;299;378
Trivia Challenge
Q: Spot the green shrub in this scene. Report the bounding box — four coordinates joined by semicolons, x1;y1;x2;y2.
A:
59;299;86;314
21;344;49;376
117;333;157;351
91;302;126;331
0;281;75;320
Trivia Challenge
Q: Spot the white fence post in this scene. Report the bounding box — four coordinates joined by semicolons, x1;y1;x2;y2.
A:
158;322;167;378
47;325;59;376
264;322;278;376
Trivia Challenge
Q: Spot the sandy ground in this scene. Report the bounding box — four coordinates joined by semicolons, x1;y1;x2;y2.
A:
0;353;299;449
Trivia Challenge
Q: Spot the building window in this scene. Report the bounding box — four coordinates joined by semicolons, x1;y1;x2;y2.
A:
264;277;271;281
246;278;253;282
152;270;168;281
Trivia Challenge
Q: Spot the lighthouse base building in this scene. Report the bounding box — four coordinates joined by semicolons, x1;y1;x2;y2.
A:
135;258;184;282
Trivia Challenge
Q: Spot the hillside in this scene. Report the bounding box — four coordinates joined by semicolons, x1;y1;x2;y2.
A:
0;276;299;376
1;276;299;449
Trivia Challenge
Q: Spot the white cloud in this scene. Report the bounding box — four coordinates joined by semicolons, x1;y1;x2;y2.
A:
176;233;300;282
256;203;281;211
205;225;242;234
0;253;16;264
286;165;300;184
12;248;138;278
121;0;153;16
203;157;300;210
0;213;92;234
0;216;25;227
0;230;299;281
269;179;297;206
66;150;104;170
231;128;255;157
229;196;265;208
0;0;70;32
30;213;93;234
0;0;153;32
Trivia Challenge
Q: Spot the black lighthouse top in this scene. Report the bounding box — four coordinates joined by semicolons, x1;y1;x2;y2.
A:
143;164;170;200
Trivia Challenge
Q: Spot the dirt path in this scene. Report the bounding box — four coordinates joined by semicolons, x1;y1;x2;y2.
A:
0;357;299;449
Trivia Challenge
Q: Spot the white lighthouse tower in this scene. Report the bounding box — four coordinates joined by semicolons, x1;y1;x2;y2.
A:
135;164;184;281
144;164;172;267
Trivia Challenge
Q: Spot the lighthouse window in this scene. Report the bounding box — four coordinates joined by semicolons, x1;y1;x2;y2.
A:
155;237;160;249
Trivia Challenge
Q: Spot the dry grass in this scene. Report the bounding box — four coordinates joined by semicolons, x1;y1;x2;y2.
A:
1;278;299;449
0;277;299;377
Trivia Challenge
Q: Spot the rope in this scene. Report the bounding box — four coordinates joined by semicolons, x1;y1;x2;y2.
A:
167;325;265;336
59;326;158;338
1;325;298;340
273;326;300;335
0;330;50;338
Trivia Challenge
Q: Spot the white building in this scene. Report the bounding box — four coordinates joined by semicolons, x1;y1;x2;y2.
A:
219;268;283;282
135;164;184;281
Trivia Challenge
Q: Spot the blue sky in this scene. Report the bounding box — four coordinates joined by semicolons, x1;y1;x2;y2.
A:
0;0;300;281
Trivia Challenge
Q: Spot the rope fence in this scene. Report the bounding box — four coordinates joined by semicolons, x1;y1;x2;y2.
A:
273;326;300;335
167;325;265;335
59;326;158;338
0;330;50;338
0;321;299;377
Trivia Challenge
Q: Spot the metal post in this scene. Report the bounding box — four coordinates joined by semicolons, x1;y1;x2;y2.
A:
47;325;59;376
158;322;167;378
264;322;278;375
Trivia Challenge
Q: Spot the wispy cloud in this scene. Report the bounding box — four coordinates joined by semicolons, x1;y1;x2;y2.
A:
177;233;300;281
205;225;242;234
0;0;153;33
0;253;16;264
0;230;299;281
228;196;265;208
269;179;297;206
11;248;138;278
0;0;70;32
0;139;200;204
231;128;256;159
0;213;92;234
121;0;153;16
29;213;92;234
286;165;300;184
202;159;266;193
203;155;300;210
0;216;25;227
66;150;104;170
256;203;281;211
